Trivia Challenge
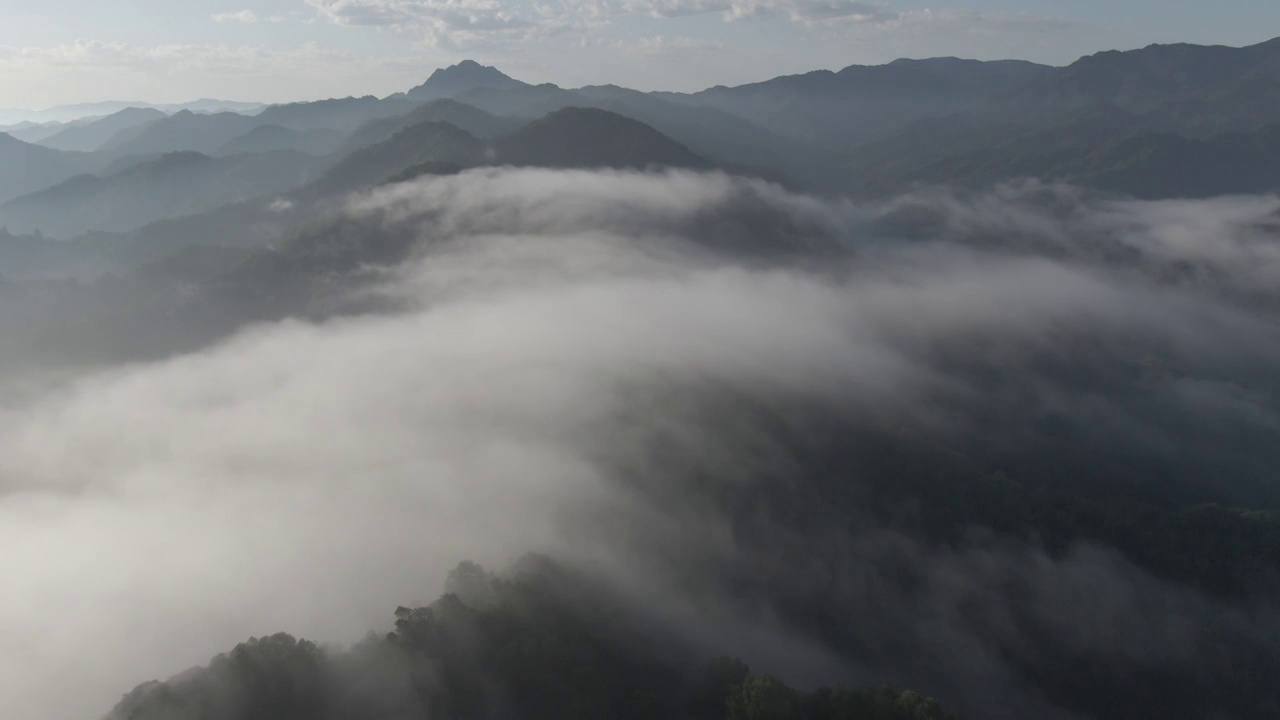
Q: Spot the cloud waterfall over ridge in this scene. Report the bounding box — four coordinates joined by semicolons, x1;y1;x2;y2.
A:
2;169;1280;720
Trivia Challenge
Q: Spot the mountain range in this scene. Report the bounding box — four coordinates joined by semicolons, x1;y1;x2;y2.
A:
4;37;1280;253
0;150;324;238
35;107;168;152
0;98;264;126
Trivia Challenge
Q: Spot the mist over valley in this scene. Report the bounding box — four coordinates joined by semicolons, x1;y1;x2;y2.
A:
4;20;1280;720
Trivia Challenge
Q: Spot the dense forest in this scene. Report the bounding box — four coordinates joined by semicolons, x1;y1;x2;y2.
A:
106;559;955;720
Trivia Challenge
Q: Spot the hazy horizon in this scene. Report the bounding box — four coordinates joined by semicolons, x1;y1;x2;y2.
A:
2;0;1280;108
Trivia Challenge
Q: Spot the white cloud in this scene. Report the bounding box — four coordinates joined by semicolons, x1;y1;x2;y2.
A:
305;0;897;31
0;40;384;77
0;40;436;107
857;7;1092;35
0;41;264;70
304;0;1088;51
625;0;894;23
625;35;725;56
0;169;905;719
621;0;1084;32
5;169;1280;720
212;9;261;23
307;0;524;29
305;0;574;48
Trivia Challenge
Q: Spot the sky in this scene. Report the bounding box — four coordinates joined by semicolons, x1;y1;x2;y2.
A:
0;0;1278;108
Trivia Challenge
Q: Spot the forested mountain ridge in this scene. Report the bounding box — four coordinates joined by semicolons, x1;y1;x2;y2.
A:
215;124;346;157
840;115;1280;198
492;107;711;170
104;559;957;720
1001;37;1280;135
664;57;1054;148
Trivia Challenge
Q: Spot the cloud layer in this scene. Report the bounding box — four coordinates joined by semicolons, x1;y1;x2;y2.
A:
3;169;1280;719
299;0;1092;53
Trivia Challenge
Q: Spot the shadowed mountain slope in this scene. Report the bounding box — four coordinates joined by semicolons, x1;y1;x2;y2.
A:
0;133;99;203
404;59;529;101
493;107;711;170
0;150;321;238
37;107;166;152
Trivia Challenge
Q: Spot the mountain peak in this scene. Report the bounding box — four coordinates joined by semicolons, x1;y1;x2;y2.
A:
406;60;527;101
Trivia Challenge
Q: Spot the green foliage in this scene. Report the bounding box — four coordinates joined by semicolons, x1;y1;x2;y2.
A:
728;675;801;720
109;634;328;720
106;561;961;720
695;657;752;717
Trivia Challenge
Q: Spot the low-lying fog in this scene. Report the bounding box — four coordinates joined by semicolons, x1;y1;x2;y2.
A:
2;169;1279;719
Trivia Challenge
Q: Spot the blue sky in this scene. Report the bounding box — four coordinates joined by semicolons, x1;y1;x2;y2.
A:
1;0;1278;108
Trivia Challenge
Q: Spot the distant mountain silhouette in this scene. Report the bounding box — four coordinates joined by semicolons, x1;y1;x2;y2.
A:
254;96;418;132
0;133;98;203
37;107;167;152
5;38;1280;239
0;99;263;126
317;106;708;195
410;82;803;184
96;98;421;158
72;108;718;272
668;57;1053;147
100;110;260;156
405;60;529;101
217;125;346;157
1005;37;1280;135
4;118;89;144
571;86;816;185
0;150;320;238
454;83;582;118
